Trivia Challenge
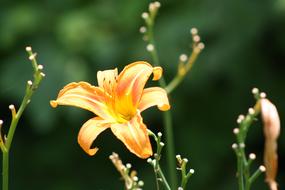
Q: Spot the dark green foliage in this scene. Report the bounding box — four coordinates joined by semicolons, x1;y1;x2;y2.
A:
0;0;284;189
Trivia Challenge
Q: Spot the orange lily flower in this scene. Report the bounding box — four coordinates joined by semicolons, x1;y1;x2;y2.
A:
50;61;170;159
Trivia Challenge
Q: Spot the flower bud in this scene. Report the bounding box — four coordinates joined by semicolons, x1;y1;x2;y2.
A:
261;99;280;141
261;98;280;190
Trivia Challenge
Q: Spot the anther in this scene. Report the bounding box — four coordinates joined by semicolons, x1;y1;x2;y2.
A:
159;142;165;147
40;72;46;77
126;163;132;169
183;158;188;163
0;120;3;125
178;187;183;190
157;132;162;137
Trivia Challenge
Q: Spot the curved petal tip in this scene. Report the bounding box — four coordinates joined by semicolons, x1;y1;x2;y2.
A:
152;67;162;81
158;103;171;111
85;147;99;156
50;100;58;108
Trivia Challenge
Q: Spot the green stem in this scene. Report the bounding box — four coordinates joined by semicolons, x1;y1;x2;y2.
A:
1;48;43;190
2;151;8;190
163;110;176;189
157;164;171;190
165;48;200;94
147;21;177;189
165;75;183;94
237;153;244;190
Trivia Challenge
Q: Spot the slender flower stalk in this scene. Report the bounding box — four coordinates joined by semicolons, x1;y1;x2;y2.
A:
232;88;281;190
0;47;45;190
141;2;203;188
148;130;171;190
109;152;144;190
165;30;204;94
176;155;195;189
141;3;176;187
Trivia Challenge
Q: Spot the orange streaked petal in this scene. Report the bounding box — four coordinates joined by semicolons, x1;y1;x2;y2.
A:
78;117;110;156
110;112;152;159
50;82;112;120
116;61;163;107
138;87;170;112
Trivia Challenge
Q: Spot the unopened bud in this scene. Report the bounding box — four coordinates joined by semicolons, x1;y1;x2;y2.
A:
142;12;149;19
38;65;44;70
249;153;256;160
146;44;154;52
179;54;188;62
26;46;32;51
190;28;198;35
248;108;255;115
259;165;266;172
260;92;266;99
139;26;147;33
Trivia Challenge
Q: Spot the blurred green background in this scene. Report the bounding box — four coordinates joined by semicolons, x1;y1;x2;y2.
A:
0;0;284;189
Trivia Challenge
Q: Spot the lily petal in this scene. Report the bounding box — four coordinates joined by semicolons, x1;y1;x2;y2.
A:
138;87;170;112
261;99;280;190
78;117;110;156
116;61;163;108
50;82;113;120
110;112;152;159
97;68;118;95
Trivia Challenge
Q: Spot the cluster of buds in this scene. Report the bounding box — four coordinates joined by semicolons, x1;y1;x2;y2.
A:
176;28;204;77
109;152;144;190
190;28;205;53
141;1;161;26
0;47;45;153
176;154;194;189
232;88;280;189
140;2;161;51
